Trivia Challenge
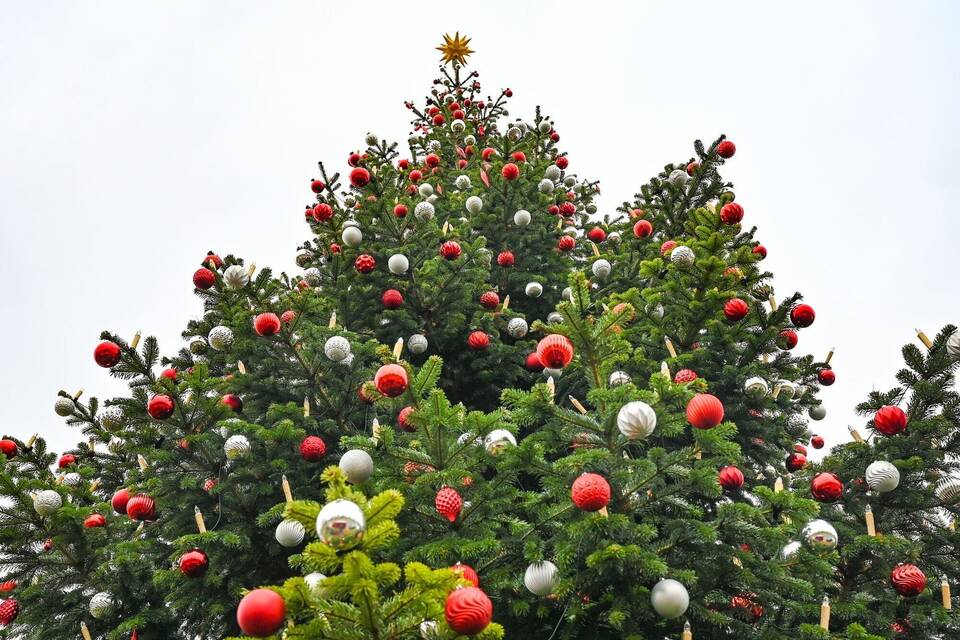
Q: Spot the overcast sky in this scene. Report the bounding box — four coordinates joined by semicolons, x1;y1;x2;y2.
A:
1;1;957;458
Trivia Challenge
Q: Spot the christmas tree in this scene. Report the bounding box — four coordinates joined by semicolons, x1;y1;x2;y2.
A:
2;35;958;640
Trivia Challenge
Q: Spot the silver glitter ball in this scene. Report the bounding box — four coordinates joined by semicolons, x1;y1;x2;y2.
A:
54;396;75;417
208;325;234;351
407;334;428;355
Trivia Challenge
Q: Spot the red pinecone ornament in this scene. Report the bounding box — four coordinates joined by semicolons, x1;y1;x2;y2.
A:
479;291;500;309
717;140;737;158
435;486;463;522
497;251;514;267
874;405;907;436
537;335;574;369
381;289;404;309
299;436;326;461
0;598;19;626
673;369;697;383
179;548;209;577
254;312;281;336
451;562;479;587
467;331;490;351
720;202;744;224
444;587;493;635
193;267;216;290
374;364;409;398
237;588;286;637
111;488;130;514
440;241;462;260
723;298;750;321
571;473;610;512
355;254;376;273
147;395;175;420
811;472;843;502
891;563;927;597
126;495;156;521
94;340;122;368
686;394;724;429
790;304;816;327
719;466;745;491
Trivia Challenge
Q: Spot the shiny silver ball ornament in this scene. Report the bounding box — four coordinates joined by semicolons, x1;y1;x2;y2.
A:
339;449;374;484
547;312;564;324
608;231;622;243
275;518;306;547
304;572;327;595
341;225;363;248
934;473;960;504
484;429;517;455
617;401;657;440
223;264;249;289
224;434;251;459
420;621;441;640
809;405;827;421
100;406;124;431
189;336;208;355
513;209;532;226
506;317;528;338
538;179;555;194
54;396;75;417
585;203;597;214
561;287;573;302
450;119;466;134
426;140;441;153
417;183;434;197
303;267;322;286
865;461;900;493
414;201;435;221
525;282;543;298
316;499;366;550
407;334;428;355
650;579;689;619
463;134;476;146
388;253;409;275
947;330;960;359
777;380;797;399
670;246;695;268
324;336;352;362
538;120;553;134
648;303;664;320
208;326;234;351
744;377;769;397
780;540;802;560
89;592;117;619
33;490;62;516
295;249;313;268
668;169;689;186
507;125;523;141
454;174;471;190
563;175;577;188
591;259;612;279
544;165;562;181
63;472;81;486
802;519;838;553
408;133;422;146
609;371;631;387
364;132;378;146
524;561;559;596
465;196;483;214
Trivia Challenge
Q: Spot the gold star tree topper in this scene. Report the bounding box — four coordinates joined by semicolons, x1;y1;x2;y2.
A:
437;32;474;66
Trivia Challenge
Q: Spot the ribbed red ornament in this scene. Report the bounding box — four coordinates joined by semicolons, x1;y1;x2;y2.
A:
557;235;576;252
571;473;610;512
811;472;843;502
537;335;574;369
686;394;724;429
94;340;122;368
720;202;744;224
435;486;463;522
874;405;907;436
374;364;408;398
891;563;927;597
192;267;216;290
280;310;297;326
501;163;520;180
349;167;370;187
450;562;479;587
723;298;750;321
660;240;677;255
673;369;697;383
237;588;286;637
381;289;404;309
790;304;816;327
718;466;744;491
58;453;76;468
126;495;156;521
254;312;281;336
467;331;490;351
398;406;416;432
444;586;493;635
83;513;106;528
299;436;326;462
111;488;130;514
312;203;333;221
479;291;500;309
440;241;462;260
0;598;19;625
147;395;175;420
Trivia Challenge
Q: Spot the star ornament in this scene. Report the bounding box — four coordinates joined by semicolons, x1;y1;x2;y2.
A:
437;32;474;66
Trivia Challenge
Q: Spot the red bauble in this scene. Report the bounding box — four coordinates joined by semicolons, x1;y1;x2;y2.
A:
203;478;218;492
436;486;463;522
280;310;296;326
193;267;216;290
374;364;409;398
874;405;907;436
778;329;798;350
571;473;611;512
633;219;653;238
818;369;835;386
785;452;807;471
179;548;209;577
548;205;560;216
686;394;724;429
720;202;744;225
408;169;423;183
891;563;927;597
559;202;576;217
479;291;500;309
723;298;750;321
160;367;178;381
557;235;576;252
450;562;479;587
0;440;17;458
811;472;843;502
501;163;520;180
794;443;808;455
0;581;16;593
510;151;526;163
717;140;737;158
482;148;497;161
221;394;243;413
440;241;462;260
347;152;362;167
202;252;222;269
673;369;697;383
126;494;156;521
349;167;370;187
444;586;493;635
382;289;404;309
94;341;122;368
537;335;574;369
790;304;816;328
686;161;699;175
0;598;19;626
83;513;106;528
58;453;78;468
718;466;745;491
811;435;825;449
299;435;327;461
313;203;333;221
587;227;606;243
752;245;767;259
398;406;416;432
730;593;764;622
724;266;743;279
425;153;441;168
310;179;325;193
111;488;130;514
393;203;408;218
555;156;569;169
237;588;286;637
253;312;281;337
525;352;544;372
497;251;515;267
467;331;490;351
355;254;376;273
660;240;677;255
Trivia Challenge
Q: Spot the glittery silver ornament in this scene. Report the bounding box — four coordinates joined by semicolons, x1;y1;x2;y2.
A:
454;174;471;190
420;620;441;640
547;312;563;324
316;499;366;550
506;317;528;338
668;169;689;186
365;132;378;146
617;401;657;440
99;406;124;431
339;449;374;484
525;282;543;298
303;267;322;286
507;126;523;141
224;434;250;459
208;326;234;351
414;201;435;221
324;336;352;362
63;472;81;486
648;303;664;320
744;377;769;397
808;405;827;421
650;579;689;619
189;337;208;355
275;518;306;547
802;519;838;553
538;179;555;194
591;259;611;279
537;120;552;134
543;165;562;181
524;561;559;596
426;140;441;153
513;209;531;226
222;265;249;289
54;396;75;417
418;183;434;197
457;431;483;447
563;176;577;188
408;334;428;355
484;429;517;455
89;592;116;619
670;246;695;267
865;461;900;493
33;490;62;516
609;371;631;387
463;135;476;146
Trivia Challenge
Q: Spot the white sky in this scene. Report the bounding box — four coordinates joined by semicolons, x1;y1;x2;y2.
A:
1;1;958;458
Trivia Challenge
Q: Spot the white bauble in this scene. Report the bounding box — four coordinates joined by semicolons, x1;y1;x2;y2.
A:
426;140;441;153
407;334;428;355
524;561;559;596
506;317;528;338
341;226;363;247
208;325;234;351
608;231;622;243
525;282;543;298
223;265;249;289
89;592;116;619
617;401;657;440
33;490;62;516
744;377;769;397
650;579;689;619
777;380;797;399
865;461;900;493
538;179;555;194
591;259;611;279
63;472;81;486
224;435;250;459
304;572;327;595
802;519;838;552
343;194;357;207
420;620;441;640
947;330;960;359
465;196;483;214
463;135;476;146
365;132;378;146
547;312;564;324
454;175;471;190
339;449;374;484
451;119;466;134
418;183;434;197
457;432;482;447
476;248;492;266
563;175;577;188
427;194;439;204
54;396;75;417
668;169;689;186
513;209;531;226
538;120;552;134
609;371;631;387
484;429;517;454
303;267;322;286
414;201;435;221
388;254;409;275
809;405;827;421
324;336;352;362
316;499;366;550
544;165;562;181
935;473;960;504
561;287;573;302
780;540;802;560
670;246;695;267
275;518;306;547
648;303;664;320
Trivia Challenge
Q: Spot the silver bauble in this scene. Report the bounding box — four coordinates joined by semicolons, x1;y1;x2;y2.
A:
506;317;528;338
426;140;441;153
208;325;234;351
538;179;555;194
670;246;695;267
341;226;363;248
617;401;657;440
484;429;517;455
365;132;378;146
418;183;434;197
303;267;322;286
780;540;802;560
777;380;797;399
609;371;631;387
935;473;960;504
507;125;523;141
946;330;960;359
450;119;466;134
420;620;441;640
650;578;689;619
563;175;577;188
33;490;62;516
547;312;564;324
224;434;250;459
100;406;124;431
407;334;428;355
668;169;689;186
189;337;208;355
543;165;562;181
339;449;374;484
802;519;838;553
513;209;532;226
463;134;476;146
524;561;559;596
525;282;543;298
591;259;612;279
316;499;366;550
538;120;552;134
414;201;435;221
222;265;249;289
454;175;471;190
89;592;116;619
648;303;664;320
324;336;352;362
63;472;81;486
809;405;827;421
54;396;75;417
561;287;573;302
343;194;357;207
744;377;769;397
304;572;327;595
275;518;306;547
465;196;483;214
608;230;622;243
865;461;900;493
388;254;409;275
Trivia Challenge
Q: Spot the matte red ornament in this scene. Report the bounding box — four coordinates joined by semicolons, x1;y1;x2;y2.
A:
790;304;816;327
686;394;724;429
299;436;326;462
0;440;17;458
349;167;370;188
237;588;286;637
355;254;376;273
381;289;404;309
571;473;611;511
633;219;653;238
479;291;500;309
525;352;544;372
874;405;907;436
752;245;767;259
111;488;130;514
435;486;463;522
501;163;520;180
660;240;677;255
719;466;745;491
221;394;243;413
818;369;835;386
408;169;423;183
254;312;281;336
160;367;178;380
126;495;156;521
891;563;927;597
310;179;325;193
58;453;76;468
393;203;408;218
280;310;296;326
723;298;750;321
778;329;798;350
193;267;216;290
785;452;807;471
557;235;576;252
94;341;122;368
717;140;737;158
811;435;825;449
0;581;16;593
444;586;493;635
467;331;490;351
587;227;606;243
398;406;415;432
811;472;843;502
537;335;574;369
0;598;19;626
496;251;514;267
673;369;697;383
450;562;479;587
425;153;440;168
374;364;409;398
440;241;462;260
84;513;106;528
720;202;744;224
686;161;699;175
179;548;209;577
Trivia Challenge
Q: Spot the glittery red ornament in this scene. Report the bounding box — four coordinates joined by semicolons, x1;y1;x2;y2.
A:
83;513;106;528
537;335;574;369
891;563;927;597
811;472;843;502
280;310;296;326
203;478;218;492
425;153;440;168
237;588;286;637
633;220;653;238
299;436;326;462
811;435;825;449
571;473;610;511
723;298;749;321
408;169;423;183
94;341;122;368
479;291;500;309
111;488;130;514
673;369;697;383
719;466;744;491
146;394;174;420
686;394;724;429
818;369;835;386
444;586;493;635
556;156;569;169
179;548;209;577
778;330;798;350
467;331;490;350
525;352;544;372
126;495;156;521
374;364;408;398
450;562;479;587
720;202;744;224
497;251;514;267
193;267;216;290
587;227;606;243
435;486;463;522
557;235;576;252
440;241;462;260
381;289;404;309
717;140;736;158
874;405;907;436
349;167;370;187
254;312;281;336
501;163;520;180
221;394;243;413
398;406;415;432
0;440;17;458
0;598;19;626
785;452;807;471
355;254;376;273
